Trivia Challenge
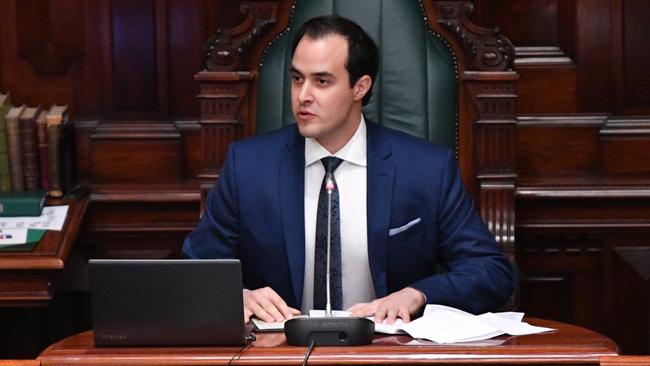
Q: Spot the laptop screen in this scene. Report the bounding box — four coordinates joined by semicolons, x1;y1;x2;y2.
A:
89;259;247;346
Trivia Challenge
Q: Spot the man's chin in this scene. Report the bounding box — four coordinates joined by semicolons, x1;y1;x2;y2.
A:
296;122;320;139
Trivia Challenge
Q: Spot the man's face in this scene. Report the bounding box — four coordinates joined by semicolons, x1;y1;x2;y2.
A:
291;34;365;152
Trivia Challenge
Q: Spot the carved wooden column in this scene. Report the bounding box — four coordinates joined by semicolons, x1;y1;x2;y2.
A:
195;2;278;204
434;1;518;256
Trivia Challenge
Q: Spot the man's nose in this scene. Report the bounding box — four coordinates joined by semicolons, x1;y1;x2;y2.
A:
297;82;313;103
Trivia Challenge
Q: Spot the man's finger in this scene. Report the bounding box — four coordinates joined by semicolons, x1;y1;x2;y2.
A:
399;308;411;323
385;307;398;324
267;293;300;320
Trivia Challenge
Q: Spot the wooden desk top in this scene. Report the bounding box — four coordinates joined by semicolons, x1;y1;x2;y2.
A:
0;195;89;306
38;318;618;365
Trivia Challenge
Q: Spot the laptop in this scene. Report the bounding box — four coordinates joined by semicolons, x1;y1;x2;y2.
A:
89;259;248;346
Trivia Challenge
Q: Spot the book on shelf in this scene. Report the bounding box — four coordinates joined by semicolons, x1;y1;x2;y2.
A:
0;190;46;217
19;106;42;191
36;110;50;190
0;92;11;192
5;104;26;191
47;105;73;197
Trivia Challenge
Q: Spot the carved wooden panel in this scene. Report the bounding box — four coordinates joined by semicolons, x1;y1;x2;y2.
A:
516;116;604;183
15;0;85;76
111;0;158;113
600;118;650;178
474;0;575;64
516;66;576;114
611;246;650;354
89;123;182;184
517;231;603;328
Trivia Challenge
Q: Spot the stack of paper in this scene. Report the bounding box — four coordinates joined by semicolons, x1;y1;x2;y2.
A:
372;304;554;343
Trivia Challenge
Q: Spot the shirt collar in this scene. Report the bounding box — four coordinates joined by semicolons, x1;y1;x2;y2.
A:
305;115;367;168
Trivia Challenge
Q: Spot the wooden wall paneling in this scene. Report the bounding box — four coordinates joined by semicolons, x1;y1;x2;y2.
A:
15;0;85;76
600;118;650;178
168;0;204;118
474;1;578;114
81;197;199;259
612;0;650;115
517;229;604;332
155;0;170;118
99;0;114;118
111;0;158;116
73;120;99;187
475;0;573;51
516;66;576;114
0;0;82;108
89;122;182;185
75;1;104;117
610;245;650;354
576;0;612;113
175;119;203;181
516;116;605;184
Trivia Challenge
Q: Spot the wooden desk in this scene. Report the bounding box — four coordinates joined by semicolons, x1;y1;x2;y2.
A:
38;318;618;365
0;196;89;306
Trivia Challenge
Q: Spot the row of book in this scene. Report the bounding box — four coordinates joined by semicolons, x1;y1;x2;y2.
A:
0;92;75;197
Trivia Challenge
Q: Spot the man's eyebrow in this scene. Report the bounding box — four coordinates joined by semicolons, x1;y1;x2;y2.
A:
289;67;334;79
312;71;335;78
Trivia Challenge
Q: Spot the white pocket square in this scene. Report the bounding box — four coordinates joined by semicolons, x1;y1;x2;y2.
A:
388;217;422;237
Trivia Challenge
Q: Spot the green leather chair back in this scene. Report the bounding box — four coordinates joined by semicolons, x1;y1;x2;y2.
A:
256;0;457;150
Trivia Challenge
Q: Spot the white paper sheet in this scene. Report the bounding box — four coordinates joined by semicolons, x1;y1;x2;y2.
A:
383;305;554;343
0;205;69;231
0;229;28;245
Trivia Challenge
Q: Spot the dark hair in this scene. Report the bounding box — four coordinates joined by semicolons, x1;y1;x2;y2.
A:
291;15;379;106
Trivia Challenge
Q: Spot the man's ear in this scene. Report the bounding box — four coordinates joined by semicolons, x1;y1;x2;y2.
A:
353;75;372;102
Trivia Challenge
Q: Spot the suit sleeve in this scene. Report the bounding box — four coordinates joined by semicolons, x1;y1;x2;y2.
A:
410;150;515;314
182;143;240;259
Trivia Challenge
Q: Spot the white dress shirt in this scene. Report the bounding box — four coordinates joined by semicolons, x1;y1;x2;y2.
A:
301;117;376;312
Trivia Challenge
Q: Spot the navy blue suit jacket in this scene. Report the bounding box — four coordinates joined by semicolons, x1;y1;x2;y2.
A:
183;121;515;314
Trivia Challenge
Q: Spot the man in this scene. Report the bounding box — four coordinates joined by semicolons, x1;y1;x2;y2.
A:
183;15;515;325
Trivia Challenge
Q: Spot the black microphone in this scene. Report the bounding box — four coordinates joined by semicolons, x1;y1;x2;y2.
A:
284;172;374;346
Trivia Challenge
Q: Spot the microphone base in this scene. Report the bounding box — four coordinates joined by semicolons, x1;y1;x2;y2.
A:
284;316;374;346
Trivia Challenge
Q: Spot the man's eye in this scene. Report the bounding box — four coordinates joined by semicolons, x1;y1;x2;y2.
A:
292;75;303;82
318;79;328;85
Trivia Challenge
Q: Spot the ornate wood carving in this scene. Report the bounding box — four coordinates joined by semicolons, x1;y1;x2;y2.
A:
203;2;279;71
434;1;515;71
194;71;253;184
480;182;515;253
464;72;518;251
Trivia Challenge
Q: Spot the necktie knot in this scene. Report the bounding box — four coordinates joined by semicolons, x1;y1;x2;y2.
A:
321;157;344;173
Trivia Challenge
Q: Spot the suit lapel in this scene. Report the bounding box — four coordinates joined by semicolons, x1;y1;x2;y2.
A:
366;122;394;298
279;128;306;307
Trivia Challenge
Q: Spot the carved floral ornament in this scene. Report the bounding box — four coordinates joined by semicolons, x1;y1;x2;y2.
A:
203;2;279;71
435;1;515;71
202;1;514;72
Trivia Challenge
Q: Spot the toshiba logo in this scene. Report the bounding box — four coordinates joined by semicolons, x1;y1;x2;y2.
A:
99;334;128;340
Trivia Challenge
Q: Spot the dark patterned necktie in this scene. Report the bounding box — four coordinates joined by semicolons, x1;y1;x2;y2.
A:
313;156;344;310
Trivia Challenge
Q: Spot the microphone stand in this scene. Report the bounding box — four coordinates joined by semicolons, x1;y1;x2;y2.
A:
284;172;374;346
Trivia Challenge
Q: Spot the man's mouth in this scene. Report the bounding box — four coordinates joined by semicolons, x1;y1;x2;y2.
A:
298;110;316;119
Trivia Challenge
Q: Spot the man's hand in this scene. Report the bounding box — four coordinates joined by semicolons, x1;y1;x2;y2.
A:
243;287;301;324
346;287;426;324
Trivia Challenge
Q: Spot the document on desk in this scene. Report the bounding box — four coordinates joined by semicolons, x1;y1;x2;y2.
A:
0;205;69;231
382;305;554;343
253;305;554;343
